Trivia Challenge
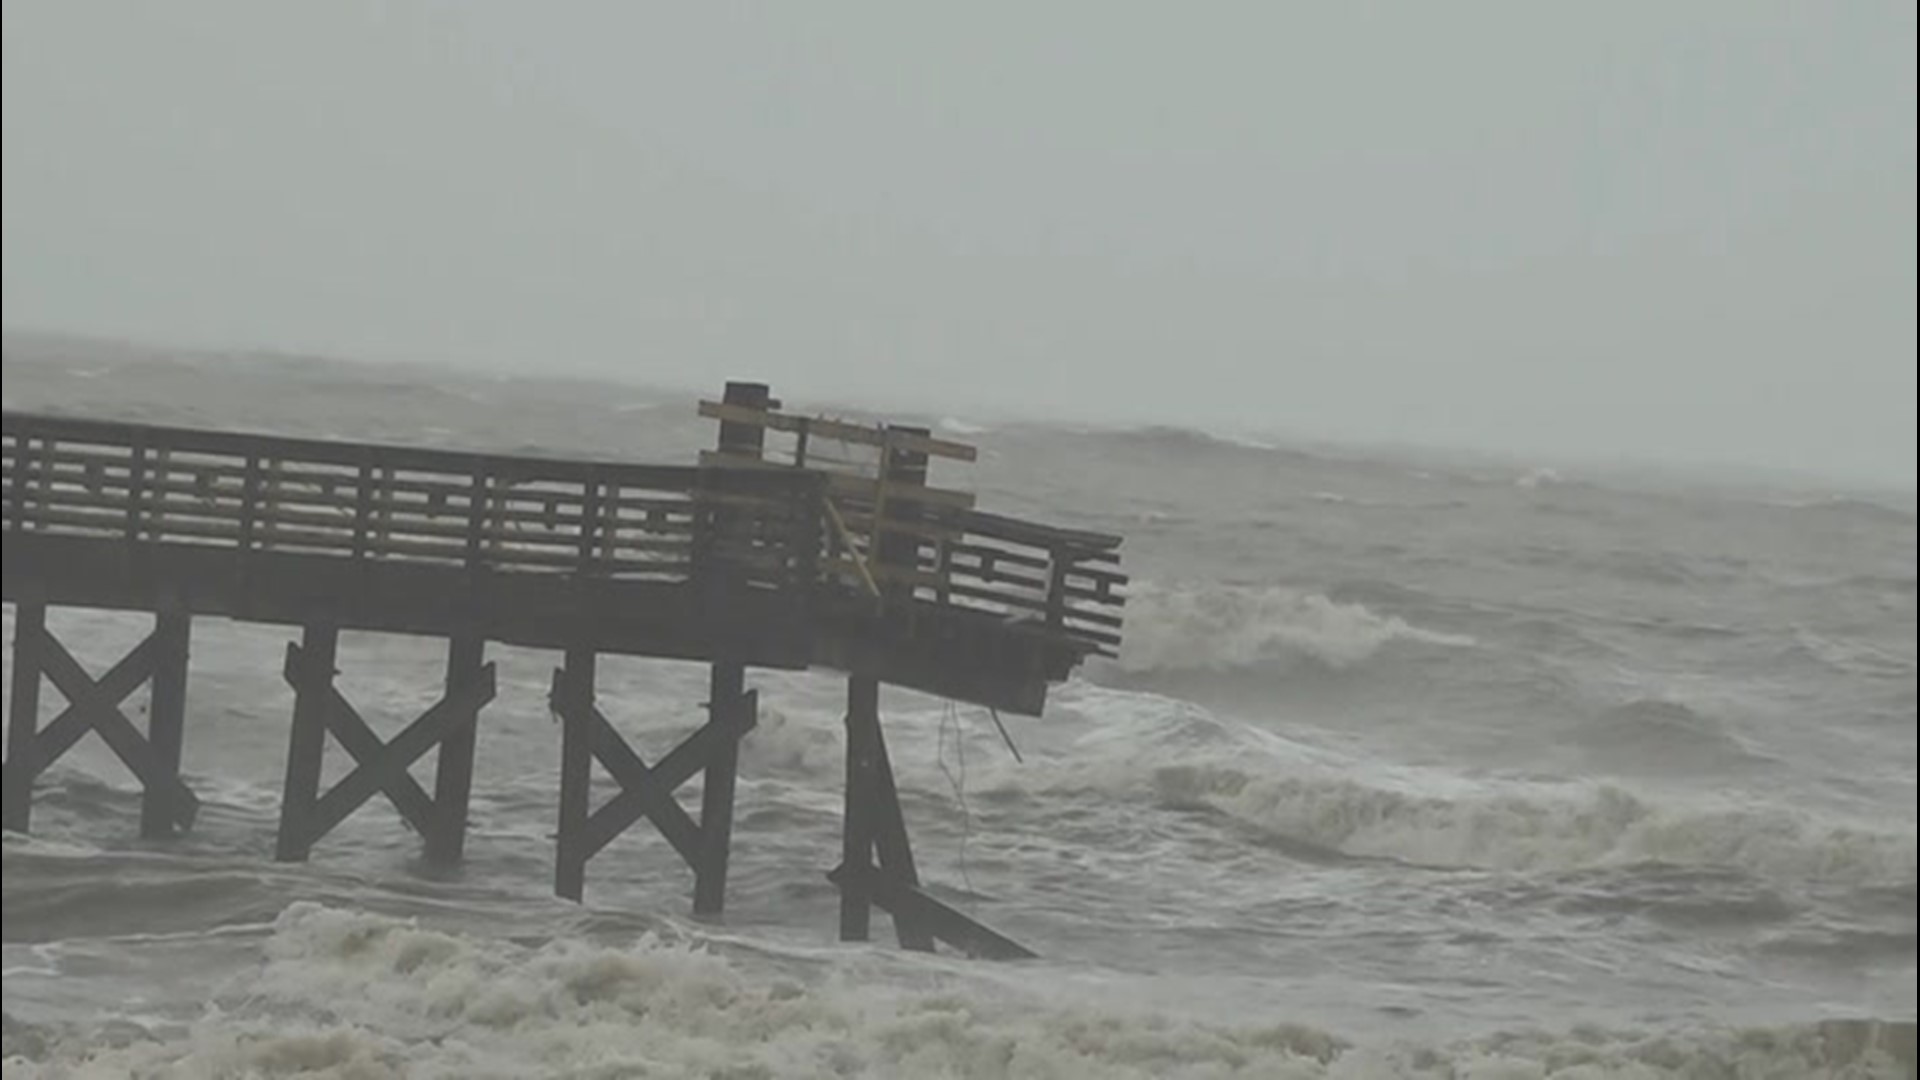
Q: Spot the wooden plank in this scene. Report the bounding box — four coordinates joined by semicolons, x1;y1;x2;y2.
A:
836;509;965;545
822;500;882;599
946;541;1046;574
256;503;698;555
13;420;817;522
20;505;696;574
825;472;975;511
351;461;376;559
125;442;150;541
935;580;1127;629
957;509;1122;555
824;865;1037;960
856;562;948;593
837;558;1124;637
40;462;714;515
699;401;977;462
943;552;1127;604
698;452;977;511
3;410;814;500
30;486;247;519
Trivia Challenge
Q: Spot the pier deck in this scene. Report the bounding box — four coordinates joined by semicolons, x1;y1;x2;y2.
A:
1;384;1125;957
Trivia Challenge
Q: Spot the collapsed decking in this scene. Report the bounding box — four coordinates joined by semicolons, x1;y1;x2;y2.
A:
0;383;1125;958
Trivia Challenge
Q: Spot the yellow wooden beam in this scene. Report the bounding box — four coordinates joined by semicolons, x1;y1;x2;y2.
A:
697;401;978;462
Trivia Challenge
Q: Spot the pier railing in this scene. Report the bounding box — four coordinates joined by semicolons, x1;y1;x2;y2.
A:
2;411;1124;659
1;412;821;593
697;400;1125;659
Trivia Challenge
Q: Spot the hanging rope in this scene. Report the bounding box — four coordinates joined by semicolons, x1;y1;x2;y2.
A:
937;700;976;906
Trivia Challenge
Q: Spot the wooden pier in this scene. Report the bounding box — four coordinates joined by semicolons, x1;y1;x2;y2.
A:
0;384;1124;958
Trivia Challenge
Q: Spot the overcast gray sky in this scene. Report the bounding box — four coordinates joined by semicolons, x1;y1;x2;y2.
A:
5;2;1915;486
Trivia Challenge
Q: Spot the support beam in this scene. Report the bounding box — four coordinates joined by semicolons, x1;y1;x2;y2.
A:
826;704;1035;960
276;627;495;863
826;863;1037;960
840;675;880;943
141;610;192;840
278;624;337;862
870;720;935;951
688;379;768;918
554;647;595;901
694;663;747;916
3;605;200;837
426;634;485;866
3;602;48;833
549;651;758;908
837;679;941;952
832;423;948;950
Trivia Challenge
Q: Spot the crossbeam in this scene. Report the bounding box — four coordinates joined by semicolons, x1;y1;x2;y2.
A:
697;401;979;462
274;627;495;863
826;864;1036;961
550;649;758;911
833;673;1033;959
3;603;197;838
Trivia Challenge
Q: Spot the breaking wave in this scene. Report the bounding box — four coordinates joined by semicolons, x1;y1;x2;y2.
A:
3;903;1911;1079
990;719;1915;889
1570;696;1776;772
1515;466;1566;489
1086;423;1321;463
1134;765;1919;887
936;416;992;436
1114;583;1474;674
1782;495;1918;525
1784;630;1918;679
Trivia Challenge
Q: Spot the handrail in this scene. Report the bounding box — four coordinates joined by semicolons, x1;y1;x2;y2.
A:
3;410;1124;658
2;412;821;589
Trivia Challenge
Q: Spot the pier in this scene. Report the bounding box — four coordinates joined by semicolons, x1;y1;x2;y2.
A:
0;383;1124;958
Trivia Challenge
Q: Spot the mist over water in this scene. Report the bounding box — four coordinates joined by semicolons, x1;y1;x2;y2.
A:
3;340;1915;1077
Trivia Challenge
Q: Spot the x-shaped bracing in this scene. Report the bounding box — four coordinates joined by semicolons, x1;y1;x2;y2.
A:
2;613;198;835
548;661;757;903
276;640;496;858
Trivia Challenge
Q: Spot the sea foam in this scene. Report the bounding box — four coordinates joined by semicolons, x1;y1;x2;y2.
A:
2;903;1911;1079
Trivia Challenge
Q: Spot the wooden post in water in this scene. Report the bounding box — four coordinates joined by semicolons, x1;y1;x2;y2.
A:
695;660;746;916
3;602;48;833
840;672;879;942
276;623;338;862
554;646;596;902
425;633;486;866
141;608;192;840
840;426;934;946
695;380;770;917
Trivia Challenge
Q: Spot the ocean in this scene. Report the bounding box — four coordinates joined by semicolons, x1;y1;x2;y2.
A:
2;337;1915;1078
